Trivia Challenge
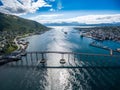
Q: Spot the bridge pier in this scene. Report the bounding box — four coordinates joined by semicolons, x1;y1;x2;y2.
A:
68;54;73;66
36;52;38;61
40;53;46;63
110;49;113;55
30;53;34;65
25;56;28;65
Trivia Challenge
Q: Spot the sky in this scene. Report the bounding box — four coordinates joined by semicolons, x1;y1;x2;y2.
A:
0;0;120;24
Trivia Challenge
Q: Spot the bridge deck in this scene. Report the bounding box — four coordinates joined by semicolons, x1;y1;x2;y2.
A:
3;51;120;68
27;51;120;57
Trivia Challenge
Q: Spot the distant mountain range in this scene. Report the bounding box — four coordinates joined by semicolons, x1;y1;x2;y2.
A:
45;22;120;26
0;12;48;32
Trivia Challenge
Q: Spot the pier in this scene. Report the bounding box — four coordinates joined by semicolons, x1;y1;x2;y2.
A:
90;42;110;50
90;41;120;54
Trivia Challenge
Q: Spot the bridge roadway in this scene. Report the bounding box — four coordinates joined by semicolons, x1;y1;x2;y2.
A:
27;51;120;57
3;51;120;69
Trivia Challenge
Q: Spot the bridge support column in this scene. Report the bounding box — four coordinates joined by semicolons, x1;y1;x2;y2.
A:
30;53;33;65
110;49;113;55
40;53;46;63
36;52;38;61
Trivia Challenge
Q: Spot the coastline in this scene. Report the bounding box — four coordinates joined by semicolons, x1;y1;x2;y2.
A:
76;26;120;53
10;28;50;53
75;26;120;43
14;36;28;52
0;29;50;65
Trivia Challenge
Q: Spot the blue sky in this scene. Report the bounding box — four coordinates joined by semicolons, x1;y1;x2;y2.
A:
0;0;120;24
41;0;120;11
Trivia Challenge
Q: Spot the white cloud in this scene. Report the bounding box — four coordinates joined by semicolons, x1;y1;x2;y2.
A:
29;14;120;24
0;0;51;15
57;0;63;10
67;14;120;24
29;14;64;23
49;8;55;12
49;0;55;2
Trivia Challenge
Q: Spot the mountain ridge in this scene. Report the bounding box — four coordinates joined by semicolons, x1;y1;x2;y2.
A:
45;22;120;26
0;12;48;32
0;12;48;54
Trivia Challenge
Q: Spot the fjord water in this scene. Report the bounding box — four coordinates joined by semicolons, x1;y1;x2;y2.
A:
0;26;120;90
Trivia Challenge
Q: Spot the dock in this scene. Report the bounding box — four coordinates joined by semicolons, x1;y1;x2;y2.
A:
90;42;110;50
90;42;120;54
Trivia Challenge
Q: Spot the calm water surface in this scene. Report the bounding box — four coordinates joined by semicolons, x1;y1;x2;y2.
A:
0;26;120;90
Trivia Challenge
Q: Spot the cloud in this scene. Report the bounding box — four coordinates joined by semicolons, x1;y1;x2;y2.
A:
49;0;63;12
49;0;55;2
68;14;120;24
49;8;55;12
29;14;64;23
29;13;120;24
57;0;63;10
0;0;51;15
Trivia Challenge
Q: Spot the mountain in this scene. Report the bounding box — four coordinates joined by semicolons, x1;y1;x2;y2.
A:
45;22;120;26
0;12;48;32
45;22;83;26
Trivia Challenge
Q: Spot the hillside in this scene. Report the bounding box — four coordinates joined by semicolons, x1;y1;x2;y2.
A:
0;12;48;33
0;12;48;54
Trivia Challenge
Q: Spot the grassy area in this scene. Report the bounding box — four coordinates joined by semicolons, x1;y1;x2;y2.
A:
5;45;18;54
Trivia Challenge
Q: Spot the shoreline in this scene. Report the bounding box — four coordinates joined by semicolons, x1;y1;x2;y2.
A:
0;30;50;65
81;34;120;44
14;36;29;52
90;41;120;54
76;26;120;43
12;29;50;53
76;26;120;53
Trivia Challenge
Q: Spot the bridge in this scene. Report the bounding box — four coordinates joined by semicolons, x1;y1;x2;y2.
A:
3;51;120;69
